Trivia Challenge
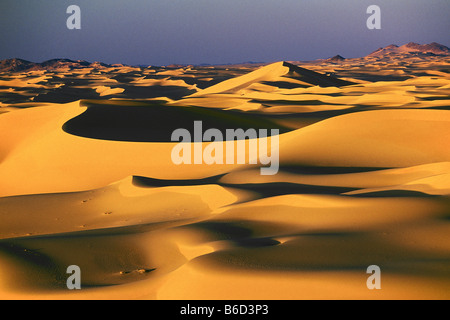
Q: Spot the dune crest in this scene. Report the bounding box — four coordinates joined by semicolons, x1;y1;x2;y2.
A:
190;61;354;97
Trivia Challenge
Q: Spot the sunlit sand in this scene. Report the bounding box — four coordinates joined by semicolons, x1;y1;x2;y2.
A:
0;44;449;299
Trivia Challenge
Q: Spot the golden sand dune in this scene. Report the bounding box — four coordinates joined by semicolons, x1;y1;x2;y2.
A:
95;86;125;96
221;162;450;192
0;53;450;299
279;109;450;167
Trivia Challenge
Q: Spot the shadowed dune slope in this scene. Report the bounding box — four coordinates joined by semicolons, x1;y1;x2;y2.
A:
62;100;290;142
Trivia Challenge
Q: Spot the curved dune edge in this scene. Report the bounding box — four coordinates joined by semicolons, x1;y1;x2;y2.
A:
0;181;449;298
345;173;450;196
0;102;450;197
220;162;450;195
188;62;291;97
3;268;449;300
279;109;450;168
1;196;449;300
0;101;251;197
156;264;450;300
0;176;245;240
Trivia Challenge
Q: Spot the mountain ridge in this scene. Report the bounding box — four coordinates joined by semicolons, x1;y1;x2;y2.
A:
1;42;448;72
368;42;450;57
0;58;122;73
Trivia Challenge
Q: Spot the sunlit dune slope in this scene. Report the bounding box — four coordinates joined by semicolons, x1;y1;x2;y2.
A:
2;98;449;197
189;61;354;97
279;109;450;167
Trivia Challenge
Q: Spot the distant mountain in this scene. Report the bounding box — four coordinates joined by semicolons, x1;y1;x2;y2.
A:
0;58;40;72
2;42;448;73
402;42;450;54
368;42;450;57
325;55;346;63
165;64;188;69
0;58;118;73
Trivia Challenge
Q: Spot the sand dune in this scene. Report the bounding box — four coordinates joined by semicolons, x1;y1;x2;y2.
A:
0;52;450;300
279;109;450;167
189;61;354;97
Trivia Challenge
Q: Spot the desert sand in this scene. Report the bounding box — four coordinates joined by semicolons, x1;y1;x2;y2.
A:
0;45;449;300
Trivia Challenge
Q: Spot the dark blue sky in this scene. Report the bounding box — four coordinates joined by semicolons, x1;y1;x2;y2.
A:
1;0;449;66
